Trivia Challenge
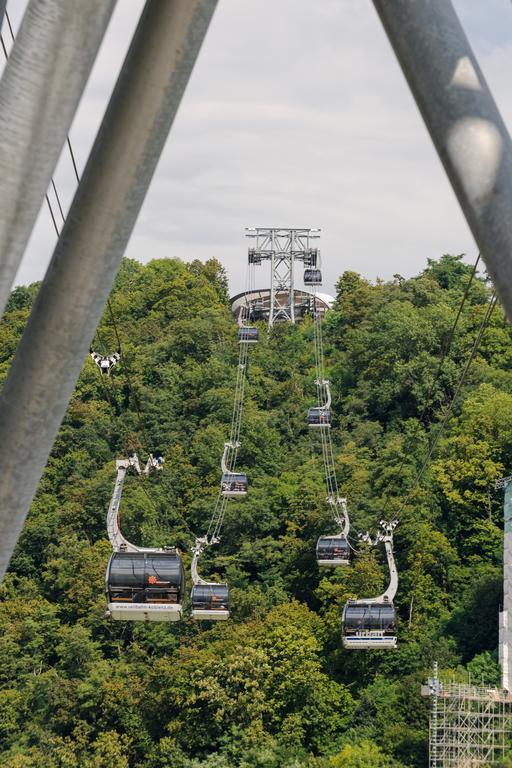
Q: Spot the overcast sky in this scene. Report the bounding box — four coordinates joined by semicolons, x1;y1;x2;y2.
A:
4;0;512;297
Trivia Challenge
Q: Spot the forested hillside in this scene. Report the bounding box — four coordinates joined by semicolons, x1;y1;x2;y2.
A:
0;255;510;767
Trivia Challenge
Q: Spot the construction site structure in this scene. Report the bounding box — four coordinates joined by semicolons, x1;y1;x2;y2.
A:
423;479;512;766
423;664;512;767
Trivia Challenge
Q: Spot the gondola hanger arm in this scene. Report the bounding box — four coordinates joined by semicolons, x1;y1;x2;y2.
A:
191;536;208;585
106;453;167;554
315;379;331;409
329;495;349;536
221;441;239;474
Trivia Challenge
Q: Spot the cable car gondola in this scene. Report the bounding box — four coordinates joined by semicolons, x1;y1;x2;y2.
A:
250;300;264;322
316;535;350;567
342;600;397;649
221;471;248;497
238;326;259;344
307;406;331;427
105;455;185;622
304;269;322;286
106;550;185;621
341;521;399;650
190;538;230;620
191;582;230;620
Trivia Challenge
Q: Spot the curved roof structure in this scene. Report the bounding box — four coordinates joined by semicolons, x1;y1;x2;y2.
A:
230;288;334;323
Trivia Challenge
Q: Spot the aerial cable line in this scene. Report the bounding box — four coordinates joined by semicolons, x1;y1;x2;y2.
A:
394;290;497;521
66;140;151;452
62;109;183;533
50;178;65;223
190;272;256;620
381;252;482;514
4;5;14;40
311;287;348;534
62;106;186;548
5;1;154;466
201;279;254;547
66;136;81;186
305;258;351;568
418;253;482;425
2;13;122;422
1;11;62;241
42;106;152;455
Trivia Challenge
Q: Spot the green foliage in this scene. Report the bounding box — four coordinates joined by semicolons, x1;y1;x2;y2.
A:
0;254;510;765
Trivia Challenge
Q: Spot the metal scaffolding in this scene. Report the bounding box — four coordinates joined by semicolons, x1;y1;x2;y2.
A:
245;227;320;326
424;666;512;767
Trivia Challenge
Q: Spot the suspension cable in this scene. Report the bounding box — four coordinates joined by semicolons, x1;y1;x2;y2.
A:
418;254;481;426
2;6;162;524
52;111;152;453
1;10;62;239
202;272;255;546
4;2;153;460
310;274;348;533
394;291;497;520
381;253;482;514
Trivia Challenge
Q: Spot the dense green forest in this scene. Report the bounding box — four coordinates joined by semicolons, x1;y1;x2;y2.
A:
0;254;510;767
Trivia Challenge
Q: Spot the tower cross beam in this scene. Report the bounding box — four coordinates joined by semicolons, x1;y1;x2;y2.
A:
245;227;320;327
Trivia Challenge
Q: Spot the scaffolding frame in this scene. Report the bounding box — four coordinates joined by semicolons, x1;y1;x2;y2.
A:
425;665;512;767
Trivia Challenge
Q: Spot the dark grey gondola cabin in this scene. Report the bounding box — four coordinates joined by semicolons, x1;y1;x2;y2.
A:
238;327;259;344
304;269;322;286
316;536;350;567
221;472;248;497
106;551;185;621
342;600;397;649
250;301;264;321
191;583;230;621
307;406;331;428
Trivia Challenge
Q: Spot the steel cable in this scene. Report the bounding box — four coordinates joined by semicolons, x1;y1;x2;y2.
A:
394;291;497;521
381;253;482;514
205;280;254;544
311;285;346;528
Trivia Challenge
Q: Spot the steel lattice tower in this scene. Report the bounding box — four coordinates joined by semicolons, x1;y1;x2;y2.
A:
245;227;320;326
